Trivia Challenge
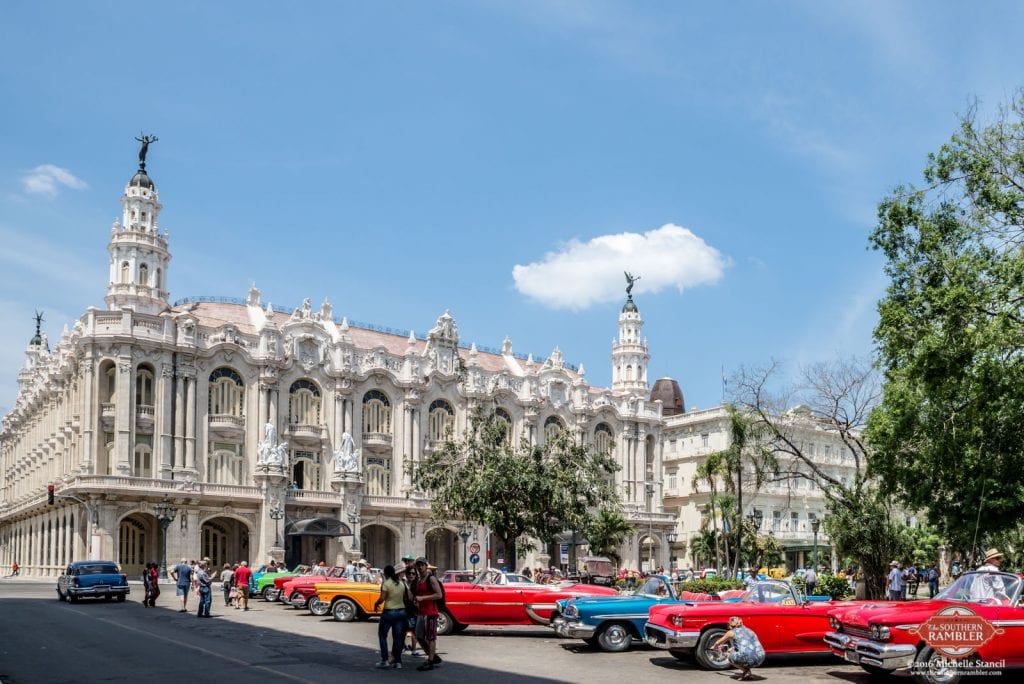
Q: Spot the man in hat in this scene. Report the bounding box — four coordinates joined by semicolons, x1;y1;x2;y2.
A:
886;561;904;601
971;549;1009;601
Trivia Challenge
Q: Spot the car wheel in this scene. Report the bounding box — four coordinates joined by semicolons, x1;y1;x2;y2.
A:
116;594;126;602
596;622;634;653
309;597;330;616
694;627;731;670
332;598;358;622
669;649;693;663
262;586;277;601
913;646;961;684
436;609;456;636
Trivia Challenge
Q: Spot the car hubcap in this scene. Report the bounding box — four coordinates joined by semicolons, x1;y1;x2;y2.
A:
705;644;729;667
337;602;355;620
437;612;450;634
606;625;628;647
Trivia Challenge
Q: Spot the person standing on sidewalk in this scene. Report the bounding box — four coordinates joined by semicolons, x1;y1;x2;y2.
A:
373;565;407;669
233;561;253;611
170;558;193;612
886;560;904;601
195;561;213;618
219;564;234;607
410;558;443;671
927;563;939;598
804;566;818;597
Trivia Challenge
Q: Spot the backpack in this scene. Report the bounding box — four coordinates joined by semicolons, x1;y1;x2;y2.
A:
432;573;447;612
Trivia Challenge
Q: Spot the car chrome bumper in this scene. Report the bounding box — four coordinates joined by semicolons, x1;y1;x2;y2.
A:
68;586;130;596
644;623;700;650
824;631;916;670
289;595;308;608
552;618;597;639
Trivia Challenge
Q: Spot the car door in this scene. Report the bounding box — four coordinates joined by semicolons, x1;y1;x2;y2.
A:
979;604;1024;666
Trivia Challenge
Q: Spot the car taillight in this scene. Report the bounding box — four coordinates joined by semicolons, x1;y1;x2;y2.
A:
122;574;127;583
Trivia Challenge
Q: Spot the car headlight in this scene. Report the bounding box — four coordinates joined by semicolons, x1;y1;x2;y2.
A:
870;624;890;640
829;617;842;631
670;615;684;627
563;604;578;619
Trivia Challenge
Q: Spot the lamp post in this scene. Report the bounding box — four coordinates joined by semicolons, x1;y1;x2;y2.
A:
459;523;471;570
749;510;763;569
269;503;284;548
811;517;821;572
154;496;178;579
666;530;678;570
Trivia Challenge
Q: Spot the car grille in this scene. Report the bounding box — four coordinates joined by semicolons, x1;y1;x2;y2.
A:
843;625;871;639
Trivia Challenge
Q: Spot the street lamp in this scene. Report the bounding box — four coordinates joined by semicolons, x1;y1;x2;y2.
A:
269;503;285;548
811;517;821;572
666;530;678;569
154;496;178;579
459;524;471;570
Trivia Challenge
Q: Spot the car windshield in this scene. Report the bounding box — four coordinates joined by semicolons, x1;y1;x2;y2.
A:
76;563;120;575
936;571;1021;604
743;580;797;604
640;577;672;597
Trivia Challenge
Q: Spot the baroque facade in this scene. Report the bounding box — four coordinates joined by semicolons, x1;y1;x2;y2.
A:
0;151;677;577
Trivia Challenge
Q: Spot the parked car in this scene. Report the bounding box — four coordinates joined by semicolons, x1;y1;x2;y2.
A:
57;561;130;603
280;568;350;616
553;575;738;652
441;570;477;584
254;564;309;601
645;579;854;668
825;571;1024;684
315;581;386;622
578;557;615;586
435;568;618;636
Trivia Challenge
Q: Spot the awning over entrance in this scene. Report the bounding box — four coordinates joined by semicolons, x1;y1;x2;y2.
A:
285;517;352;537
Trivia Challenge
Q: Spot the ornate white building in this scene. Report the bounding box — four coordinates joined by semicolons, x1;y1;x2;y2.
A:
0;148;677;577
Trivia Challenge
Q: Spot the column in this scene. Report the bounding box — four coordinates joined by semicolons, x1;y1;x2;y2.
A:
115;358;132;473
185;376;196;471
258;384;268;431
158;363;174;477
81;360;95;471
173;372;185;473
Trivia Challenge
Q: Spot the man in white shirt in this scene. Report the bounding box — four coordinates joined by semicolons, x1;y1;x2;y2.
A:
971;548;1007;602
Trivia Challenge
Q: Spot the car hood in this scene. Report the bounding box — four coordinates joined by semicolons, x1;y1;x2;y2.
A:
567;593;666;615
831;600;961;628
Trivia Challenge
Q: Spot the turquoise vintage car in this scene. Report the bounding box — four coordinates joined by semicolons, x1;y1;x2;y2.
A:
551;575;742;652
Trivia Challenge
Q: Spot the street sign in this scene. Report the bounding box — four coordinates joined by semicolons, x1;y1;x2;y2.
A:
560;543;569;565
469;553;480;565
468;542;481;555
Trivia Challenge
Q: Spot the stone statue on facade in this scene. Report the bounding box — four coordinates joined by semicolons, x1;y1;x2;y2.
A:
257;421;287;466
334;431;361;473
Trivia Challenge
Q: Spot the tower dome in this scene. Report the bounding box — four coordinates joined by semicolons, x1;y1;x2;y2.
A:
128;168;154;189
650;377;685;415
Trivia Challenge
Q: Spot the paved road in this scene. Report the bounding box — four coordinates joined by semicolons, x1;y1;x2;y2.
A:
0;579;895;683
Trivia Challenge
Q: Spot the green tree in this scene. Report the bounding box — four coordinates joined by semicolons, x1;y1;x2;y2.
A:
732;358;909;599
692;453;727;571
414;407;620;559
583;509;633;566
867;93;1024;553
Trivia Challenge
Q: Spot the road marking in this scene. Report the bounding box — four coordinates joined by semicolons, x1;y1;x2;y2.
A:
65;607;311;683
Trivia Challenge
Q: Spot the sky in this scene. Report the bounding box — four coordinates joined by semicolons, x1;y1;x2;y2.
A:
2;1;1023;414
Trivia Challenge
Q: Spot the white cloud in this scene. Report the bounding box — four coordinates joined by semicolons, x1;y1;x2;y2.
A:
21;164;87;196
512;223;728;310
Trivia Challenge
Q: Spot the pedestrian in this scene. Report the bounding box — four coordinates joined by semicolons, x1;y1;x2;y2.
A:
343;559;355;579
927;563;939;598
233;561;253;611
373;564;407;669
804;566;818;597
410;557;443;671
219;563;234;607
10;561;19;577
398;555;420;656
142;562;153;607
313;561;328;577
743;568;758;592
711;616;765;681
170;558;193;612
886;560;904;601
195;561;213;618
149;561;161;607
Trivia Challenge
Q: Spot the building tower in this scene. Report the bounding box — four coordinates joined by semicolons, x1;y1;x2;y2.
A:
104;135;171;315
611;292;649;394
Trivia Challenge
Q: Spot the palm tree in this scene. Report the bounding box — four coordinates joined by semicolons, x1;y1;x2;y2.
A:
692;452;726;571
690;528;717;569
584;509;633;566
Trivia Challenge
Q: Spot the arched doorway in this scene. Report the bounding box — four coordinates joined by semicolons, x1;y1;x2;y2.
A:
200;517;251;570
425;527;458;573
360;524;396;568
638;534;660;572
118;513;159;577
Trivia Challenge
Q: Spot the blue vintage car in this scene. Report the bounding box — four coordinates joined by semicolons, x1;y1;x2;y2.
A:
551;575;738;652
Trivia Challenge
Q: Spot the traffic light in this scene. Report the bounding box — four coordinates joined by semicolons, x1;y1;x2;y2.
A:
47;484;55;505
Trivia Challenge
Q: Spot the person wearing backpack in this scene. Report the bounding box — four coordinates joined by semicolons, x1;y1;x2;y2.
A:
410;557;444;671
927;563;939;598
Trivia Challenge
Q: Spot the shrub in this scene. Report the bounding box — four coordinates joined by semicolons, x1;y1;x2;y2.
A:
675;579;744;595
815;574;852;600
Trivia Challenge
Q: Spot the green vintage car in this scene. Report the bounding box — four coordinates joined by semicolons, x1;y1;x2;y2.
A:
252;565;310;601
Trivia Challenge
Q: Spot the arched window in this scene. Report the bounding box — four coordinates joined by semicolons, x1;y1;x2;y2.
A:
209;367;244;417
544;415;565;442
625;365;634;382
366;464;391;497
156;268;162;290
207;444;243;485
291;450;320;490
362;390;391;435
120;261;130;284
427;399;454;444
594;423;614;456
493;407;513;446
138;263;149;287
132;445;152;478
100;361;117;403
289;379;321;425
136;366;154;407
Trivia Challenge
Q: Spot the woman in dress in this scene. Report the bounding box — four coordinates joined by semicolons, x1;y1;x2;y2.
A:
712;616;765;681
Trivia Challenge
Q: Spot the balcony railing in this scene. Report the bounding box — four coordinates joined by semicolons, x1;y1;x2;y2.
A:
58;474;263;501
363;494;431;510
288;424;325;443
362;432;393;450
100;403;116;417
285;489;343;505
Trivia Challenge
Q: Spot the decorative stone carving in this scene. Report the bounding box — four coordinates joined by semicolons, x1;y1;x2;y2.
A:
257;421;288;466
334;432;361;474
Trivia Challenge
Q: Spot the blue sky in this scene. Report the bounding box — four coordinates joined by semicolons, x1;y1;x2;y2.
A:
2;1;1023;413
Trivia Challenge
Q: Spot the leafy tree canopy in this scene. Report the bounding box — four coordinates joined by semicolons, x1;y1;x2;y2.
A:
414;407;620;558
867;92;1024;550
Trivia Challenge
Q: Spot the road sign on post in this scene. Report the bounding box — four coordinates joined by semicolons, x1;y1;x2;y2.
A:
560;543;569;565
469;542;481;555
469;553;480;565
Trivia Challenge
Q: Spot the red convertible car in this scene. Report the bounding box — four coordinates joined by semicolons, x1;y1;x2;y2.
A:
825;571;1024;684
436;568;618;635
279;568;350;615
645;579;855;669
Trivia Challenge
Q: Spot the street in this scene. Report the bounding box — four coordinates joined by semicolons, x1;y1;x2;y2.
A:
0;579;902;684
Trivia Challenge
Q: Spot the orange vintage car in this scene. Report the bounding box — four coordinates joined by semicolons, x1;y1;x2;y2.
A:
315;581;385;622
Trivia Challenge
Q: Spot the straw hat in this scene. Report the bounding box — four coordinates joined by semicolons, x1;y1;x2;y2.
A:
889;560;899;566
984;548;1004;563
